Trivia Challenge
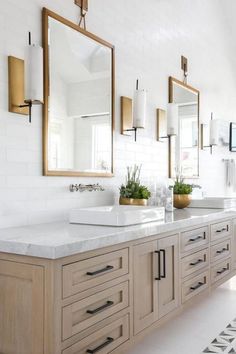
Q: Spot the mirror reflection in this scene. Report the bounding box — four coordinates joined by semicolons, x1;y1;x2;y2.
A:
44;14;114;176
169;77;199;178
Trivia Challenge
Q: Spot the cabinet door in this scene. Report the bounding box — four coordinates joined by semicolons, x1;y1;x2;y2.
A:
157;234;179;318
133;241;158;334
233;219;236;269
0;260;44;354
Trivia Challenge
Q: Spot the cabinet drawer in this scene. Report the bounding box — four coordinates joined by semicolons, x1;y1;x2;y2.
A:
181;227;209;254
62;282;129;341
211;258;231;284
181;248;209;278
62;249;129;298
182;271;209;303
210;239;231;263
211;220;231;242
62;314;129;354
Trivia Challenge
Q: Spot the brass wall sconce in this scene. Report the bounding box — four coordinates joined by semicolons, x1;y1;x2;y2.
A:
157;104;178;141
157;109;167;141
8;32;43;123
201;113;218;154
121;80;147;142
157;107;178;177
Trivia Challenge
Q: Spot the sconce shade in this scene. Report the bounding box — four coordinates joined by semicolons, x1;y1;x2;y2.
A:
133;89;146;128
209;119;219;146
167;103;178;135
25;45;44;103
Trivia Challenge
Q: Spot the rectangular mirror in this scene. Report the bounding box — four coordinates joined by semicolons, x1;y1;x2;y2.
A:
230;122;236;152
169;77;200;178
43;9;114;176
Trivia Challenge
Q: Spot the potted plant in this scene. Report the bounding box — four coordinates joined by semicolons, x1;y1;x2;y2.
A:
119;165;151;206
173;176;201;209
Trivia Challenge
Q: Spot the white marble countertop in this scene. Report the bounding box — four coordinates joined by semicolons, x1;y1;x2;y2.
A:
0;208;235;259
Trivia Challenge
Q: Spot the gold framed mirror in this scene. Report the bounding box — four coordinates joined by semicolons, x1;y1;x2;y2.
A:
169;76;200;179
42;8;115;177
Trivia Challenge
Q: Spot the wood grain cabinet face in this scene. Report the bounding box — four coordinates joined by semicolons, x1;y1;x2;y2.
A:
211;258;231;284
210;239;231;264
62;249;129;298
233;219;236;269
133;240;158;335
0;260;44;354
62;282;129;341
158;234;179;319
181;248;209;278
182;271;209;303
181;226;209;254
62;314;130;354
211;220;232;242
133;234;179;335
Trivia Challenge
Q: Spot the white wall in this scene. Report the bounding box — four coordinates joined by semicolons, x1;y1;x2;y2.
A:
0;0;236;228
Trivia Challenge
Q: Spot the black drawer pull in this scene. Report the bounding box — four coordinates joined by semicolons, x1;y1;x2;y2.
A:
216;247;227;254
189;235;203;242
190;259;204;266
154;250;161;280
217;267;228;275
87;337;114;353
87;265;114;276
160;249;166;278
190;281;204;291
216;227;227;233
87;301;114;315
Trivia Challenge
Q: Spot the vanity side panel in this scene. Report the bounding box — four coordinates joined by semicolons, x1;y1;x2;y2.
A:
0;253;56;354
0;259;44;354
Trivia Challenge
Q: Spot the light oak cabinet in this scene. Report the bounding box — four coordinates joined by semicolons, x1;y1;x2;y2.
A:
1;218;236;354
133;234;179;334
233;219;236;269
0;260;44;354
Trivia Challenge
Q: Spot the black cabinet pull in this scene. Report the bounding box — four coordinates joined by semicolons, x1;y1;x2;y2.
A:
190;281;204;291
189;235;203;242
190;259;204;266
160;249;166;278
87;265;114;276
216;248;227;254
86;337;114;353
216;227;227;233
87;301;114;315
217;267;228;275
154;250;161;280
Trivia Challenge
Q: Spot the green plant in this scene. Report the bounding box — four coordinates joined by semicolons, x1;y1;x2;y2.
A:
173;176;201;195
119;165;151;200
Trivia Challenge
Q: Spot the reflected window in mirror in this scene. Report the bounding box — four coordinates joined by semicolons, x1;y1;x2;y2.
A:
43;9;114;177
169;77;200;179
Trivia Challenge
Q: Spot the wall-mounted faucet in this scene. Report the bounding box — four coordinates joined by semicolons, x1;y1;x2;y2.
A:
69;184;105;193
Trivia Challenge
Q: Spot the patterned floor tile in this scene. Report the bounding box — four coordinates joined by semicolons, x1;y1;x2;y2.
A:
202;319;236;353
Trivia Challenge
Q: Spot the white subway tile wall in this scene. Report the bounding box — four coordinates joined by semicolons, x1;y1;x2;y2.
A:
0;0;236;228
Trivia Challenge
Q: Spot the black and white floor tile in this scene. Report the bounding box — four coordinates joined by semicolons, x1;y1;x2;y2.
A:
203;319;236;353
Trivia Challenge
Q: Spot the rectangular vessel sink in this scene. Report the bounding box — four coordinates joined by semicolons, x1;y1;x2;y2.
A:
189;197;236;209
69;205;165;226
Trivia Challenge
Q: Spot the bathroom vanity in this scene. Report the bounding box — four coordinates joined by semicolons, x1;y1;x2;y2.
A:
1;208;236;354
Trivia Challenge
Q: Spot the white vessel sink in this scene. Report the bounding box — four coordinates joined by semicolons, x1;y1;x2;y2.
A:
189;197;236;209
69;205;165;227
